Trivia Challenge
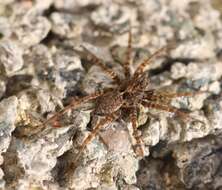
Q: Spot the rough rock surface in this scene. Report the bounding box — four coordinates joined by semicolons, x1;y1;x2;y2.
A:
0;0;222;190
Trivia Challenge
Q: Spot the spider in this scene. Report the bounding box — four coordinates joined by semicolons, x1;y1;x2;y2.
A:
39;28;204;166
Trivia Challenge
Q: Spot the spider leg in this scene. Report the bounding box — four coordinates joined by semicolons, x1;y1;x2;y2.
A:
134;42;176;78
42;91;104;128
58;114;116;185
144;90;172;105
81;45;120;83
73;112;118;163
151;90;207;99
129;107;145;157
142;101;203;123
123;27;132;79
145;90;208;105
27;92;105;138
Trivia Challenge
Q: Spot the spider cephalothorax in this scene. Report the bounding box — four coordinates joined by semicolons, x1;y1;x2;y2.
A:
39;27;203;166
94;73;149;115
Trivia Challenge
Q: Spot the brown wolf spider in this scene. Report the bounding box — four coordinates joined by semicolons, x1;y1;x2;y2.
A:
40;28;204;165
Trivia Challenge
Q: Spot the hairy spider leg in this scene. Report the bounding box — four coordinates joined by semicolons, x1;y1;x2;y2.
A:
134;42;176;78
81;45;121;83
142;101;203;123
123;27;132;79
129;107;145;157
145;90;171;105
73;113;117;163
145;90;207;105
59;112;114;185
153;91;207;99
42;92;104;128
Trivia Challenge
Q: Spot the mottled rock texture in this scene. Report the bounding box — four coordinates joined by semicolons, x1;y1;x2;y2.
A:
0;0;222;190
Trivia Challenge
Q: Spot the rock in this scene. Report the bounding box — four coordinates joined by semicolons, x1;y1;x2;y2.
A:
0;0;222;189
54;0;102;12
0;39;23;76
0;96;18;189
50;12;85;39
13;15;51;48
173;137;222;189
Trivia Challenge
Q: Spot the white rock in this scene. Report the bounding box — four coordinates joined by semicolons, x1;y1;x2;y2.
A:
0;39;23;76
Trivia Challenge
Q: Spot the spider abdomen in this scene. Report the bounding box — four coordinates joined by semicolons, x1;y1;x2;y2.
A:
94;91;124;115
